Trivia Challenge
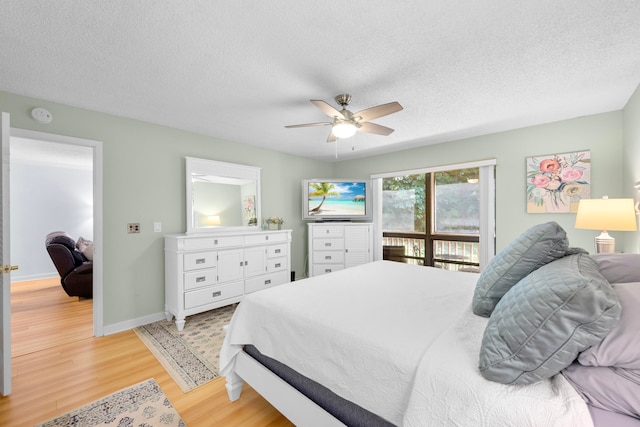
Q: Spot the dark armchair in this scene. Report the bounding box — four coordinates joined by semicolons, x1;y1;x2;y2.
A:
45;231;93;298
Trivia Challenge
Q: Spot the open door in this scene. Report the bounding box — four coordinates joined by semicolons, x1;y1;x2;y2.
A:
1;111;15;395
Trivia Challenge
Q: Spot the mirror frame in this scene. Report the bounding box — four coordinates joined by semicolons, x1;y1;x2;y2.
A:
186;157;262;234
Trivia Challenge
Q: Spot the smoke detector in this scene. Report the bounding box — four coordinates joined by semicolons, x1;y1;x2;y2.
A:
31;107;52;123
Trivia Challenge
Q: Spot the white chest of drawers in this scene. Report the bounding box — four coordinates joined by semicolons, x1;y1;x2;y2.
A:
308;223;373;277
165;230;291;330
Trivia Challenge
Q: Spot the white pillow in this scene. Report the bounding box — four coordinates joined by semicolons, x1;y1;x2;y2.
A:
76;236;94;261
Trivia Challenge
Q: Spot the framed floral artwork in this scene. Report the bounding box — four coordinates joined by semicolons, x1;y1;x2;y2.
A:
243;195;257;225
526;150;590;213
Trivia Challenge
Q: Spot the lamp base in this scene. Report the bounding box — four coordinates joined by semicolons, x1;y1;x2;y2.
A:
594;231;615;254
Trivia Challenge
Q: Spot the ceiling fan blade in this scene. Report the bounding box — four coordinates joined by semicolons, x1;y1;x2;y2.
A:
285;122;332;128
358;122;395;136
326;131;338;143
354;101;403;122
311;99;345;120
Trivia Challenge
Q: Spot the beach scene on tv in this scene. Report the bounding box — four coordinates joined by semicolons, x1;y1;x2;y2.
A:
307;181;367;216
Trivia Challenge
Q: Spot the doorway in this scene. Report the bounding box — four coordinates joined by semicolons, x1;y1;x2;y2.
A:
9;128;103;351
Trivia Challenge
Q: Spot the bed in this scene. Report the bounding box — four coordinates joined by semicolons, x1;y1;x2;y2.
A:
220;222;640;426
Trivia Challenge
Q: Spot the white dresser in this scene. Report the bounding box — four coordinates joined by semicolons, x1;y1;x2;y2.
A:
308;222;373;277
165;229;291;330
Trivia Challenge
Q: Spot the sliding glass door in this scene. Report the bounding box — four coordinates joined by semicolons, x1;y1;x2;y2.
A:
373;160;495;272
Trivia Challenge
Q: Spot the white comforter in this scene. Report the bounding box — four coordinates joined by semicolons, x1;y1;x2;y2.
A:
220;260;593;427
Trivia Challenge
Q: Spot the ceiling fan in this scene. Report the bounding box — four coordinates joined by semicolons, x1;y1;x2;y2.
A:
285;94;403;142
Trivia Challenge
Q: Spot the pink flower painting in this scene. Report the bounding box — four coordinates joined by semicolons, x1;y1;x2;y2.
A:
526;151;590;213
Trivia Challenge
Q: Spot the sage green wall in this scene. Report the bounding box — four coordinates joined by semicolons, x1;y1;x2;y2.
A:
623;83;640;253
333;111;626;253
0;90;331;328
3;87;637;330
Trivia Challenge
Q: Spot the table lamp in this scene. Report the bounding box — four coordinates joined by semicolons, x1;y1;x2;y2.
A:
574;196;637;253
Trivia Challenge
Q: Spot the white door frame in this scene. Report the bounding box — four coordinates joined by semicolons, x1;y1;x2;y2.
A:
1;112;11;395
11;128;104;337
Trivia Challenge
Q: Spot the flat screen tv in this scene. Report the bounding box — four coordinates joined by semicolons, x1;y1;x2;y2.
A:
302;179;372;221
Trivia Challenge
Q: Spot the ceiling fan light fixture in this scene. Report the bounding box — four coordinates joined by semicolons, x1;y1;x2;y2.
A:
332;121;357;139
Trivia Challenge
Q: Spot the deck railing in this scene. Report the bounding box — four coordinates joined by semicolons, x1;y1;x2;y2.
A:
382;235;480;273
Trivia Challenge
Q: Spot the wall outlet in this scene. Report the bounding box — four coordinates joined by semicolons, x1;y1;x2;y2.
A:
127;223;140;233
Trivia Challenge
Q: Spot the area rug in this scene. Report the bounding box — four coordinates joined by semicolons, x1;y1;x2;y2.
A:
36;378;185;427
134;304;237;392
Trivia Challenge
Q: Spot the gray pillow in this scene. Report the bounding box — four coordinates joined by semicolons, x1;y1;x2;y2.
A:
479;254;621;385
591;253;640;284
562;363;640;419
472;222;569;317
578;282;640;369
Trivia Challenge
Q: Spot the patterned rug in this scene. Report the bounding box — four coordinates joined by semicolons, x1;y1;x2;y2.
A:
36;378;185;427
134;304;237;392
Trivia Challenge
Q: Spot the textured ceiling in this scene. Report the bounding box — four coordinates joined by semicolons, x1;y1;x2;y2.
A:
2;1;640;162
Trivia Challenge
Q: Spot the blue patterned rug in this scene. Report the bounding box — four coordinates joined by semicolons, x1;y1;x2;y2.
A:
134;304;237;392
36;378;184;427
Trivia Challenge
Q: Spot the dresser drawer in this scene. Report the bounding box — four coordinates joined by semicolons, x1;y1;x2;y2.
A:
312;251;344;264
245;270;289;293
312;264;344;276
184;251;217;271
184;268;216;291
267;256;287;273
312;225;344;238
312;238;344;251
182;236;242;250
245;232;288;245
184;281;243;309
267;243;288;258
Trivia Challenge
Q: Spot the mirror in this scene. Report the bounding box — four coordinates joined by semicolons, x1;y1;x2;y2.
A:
186;157;261;233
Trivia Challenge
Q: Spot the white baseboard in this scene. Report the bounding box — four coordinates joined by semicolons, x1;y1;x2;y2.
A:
102;311;168;336
11;273;58;283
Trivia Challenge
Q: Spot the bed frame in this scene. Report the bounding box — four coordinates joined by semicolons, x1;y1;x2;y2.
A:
226;351;346;427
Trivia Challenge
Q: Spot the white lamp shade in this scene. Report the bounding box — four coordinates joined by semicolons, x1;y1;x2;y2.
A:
332;122;357;138
575;198;637;231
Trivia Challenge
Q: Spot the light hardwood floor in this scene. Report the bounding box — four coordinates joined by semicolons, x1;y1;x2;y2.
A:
1;278;293;426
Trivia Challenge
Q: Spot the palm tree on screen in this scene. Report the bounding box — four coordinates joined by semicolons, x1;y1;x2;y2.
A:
309;182;340;213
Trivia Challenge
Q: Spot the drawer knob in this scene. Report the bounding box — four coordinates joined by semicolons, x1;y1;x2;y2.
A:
275;263;281;268
325;268;332;273
325;256;331;260
325;243;331;247
196;258;205;264
275;249;281;254
212;291;221;297
265;279;271;285
196;276;206;282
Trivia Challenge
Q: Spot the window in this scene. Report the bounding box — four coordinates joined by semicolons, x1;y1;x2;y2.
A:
380;167;486;272
373;159;496;271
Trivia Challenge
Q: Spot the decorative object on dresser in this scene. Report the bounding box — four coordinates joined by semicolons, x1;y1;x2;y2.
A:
307;222;372;277
165;230;291;330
